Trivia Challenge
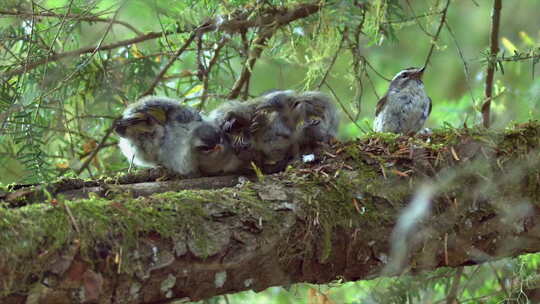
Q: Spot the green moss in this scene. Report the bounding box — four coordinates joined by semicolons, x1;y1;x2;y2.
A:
2;122;540;295
287;160;406;261
280;122;540;263
0;184;288;295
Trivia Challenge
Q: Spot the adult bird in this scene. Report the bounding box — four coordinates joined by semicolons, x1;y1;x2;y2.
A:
374;67;431;134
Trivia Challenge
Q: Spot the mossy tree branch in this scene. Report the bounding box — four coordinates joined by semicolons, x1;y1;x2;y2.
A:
1;124;540;303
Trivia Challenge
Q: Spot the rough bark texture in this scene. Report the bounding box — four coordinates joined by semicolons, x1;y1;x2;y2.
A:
1;123;540;304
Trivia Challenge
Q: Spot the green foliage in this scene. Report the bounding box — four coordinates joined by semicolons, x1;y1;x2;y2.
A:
1;0;538;182
193;254;540;303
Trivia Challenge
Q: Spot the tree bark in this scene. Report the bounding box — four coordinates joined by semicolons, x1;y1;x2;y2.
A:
1;123;540;304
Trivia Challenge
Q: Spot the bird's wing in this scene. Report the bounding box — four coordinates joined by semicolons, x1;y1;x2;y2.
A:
221;112;253;150
375;95;388;116
250;108;270;134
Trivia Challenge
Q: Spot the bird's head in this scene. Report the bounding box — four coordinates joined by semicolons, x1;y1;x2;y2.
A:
114;96;203;139
191;123;225;156
113;107;167;138
256;90;304;130
389;66;426;91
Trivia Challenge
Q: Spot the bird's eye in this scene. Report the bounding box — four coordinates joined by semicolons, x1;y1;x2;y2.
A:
197;145;215;153
401;73;408;78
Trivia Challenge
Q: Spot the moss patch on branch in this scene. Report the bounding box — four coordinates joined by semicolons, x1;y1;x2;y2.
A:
1;122;540;297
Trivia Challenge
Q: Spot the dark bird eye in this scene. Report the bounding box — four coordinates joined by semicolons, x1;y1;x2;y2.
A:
401;73;408;78
197;145;214;153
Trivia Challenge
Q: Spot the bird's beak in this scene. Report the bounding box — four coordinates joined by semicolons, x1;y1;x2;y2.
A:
213;144;223;152
411;66;426;80
113;117;127;136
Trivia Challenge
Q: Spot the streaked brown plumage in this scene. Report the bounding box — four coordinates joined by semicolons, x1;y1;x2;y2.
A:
209;90;339;172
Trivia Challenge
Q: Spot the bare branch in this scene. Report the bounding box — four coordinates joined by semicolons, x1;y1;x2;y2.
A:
139;31;198;98
323;82;367;133
75;126;115;175
445;22;477;109
481;0;502;128
1;31;168;77
2;2;323;81
227;3;323;99
228;28;274;99
2;125;540;303
0;9;144;36
423;0;451;68
317;27;348;90
446;267;464;304
200;38;228;107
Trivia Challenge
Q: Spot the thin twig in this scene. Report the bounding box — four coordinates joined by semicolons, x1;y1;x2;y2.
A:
2;31;169;77
75;126;114;175
63;202;81;234
323;82;366;133
347;8;367;116
495;52;540;62
405;0;433;37
196;34;206;81
365;59;391;82
445;21;477;108
242;70;251;100
240;29;251;100
423;0;451;68
139;31;197;98
0;9;144;35
481;0;502;128
228;28;274;99
385;11;443;25
488;262;510;297
199;38;228;108
317;27;348;90
227;3;323;99
445;267;464;304
364;70;381;100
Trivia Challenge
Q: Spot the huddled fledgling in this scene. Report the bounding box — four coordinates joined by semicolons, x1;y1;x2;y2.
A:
114;90;339;177
114;66;431;177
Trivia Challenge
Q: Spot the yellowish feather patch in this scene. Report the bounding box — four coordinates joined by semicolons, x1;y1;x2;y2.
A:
147;107;167;124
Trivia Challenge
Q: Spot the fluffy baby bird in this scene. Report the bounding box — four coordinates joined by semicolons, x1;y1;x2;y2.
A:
252;90;339;165
190;122;247;176
250;90;305;170
210;91;303;172
373;67;432;134
115;96;244;176
114;96;202;174
293;91;339;152
210;90;339;172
